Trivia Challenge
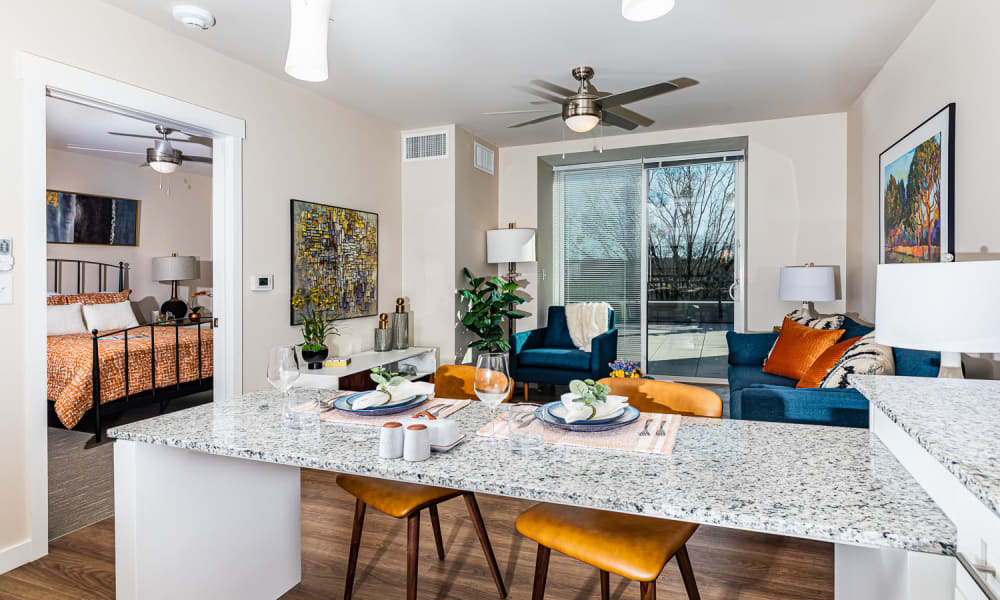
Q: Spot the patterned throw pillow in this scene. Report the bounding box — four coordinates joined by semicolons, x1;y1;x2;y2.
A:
47;290;132;306
786;308;845;331
820;332;895;389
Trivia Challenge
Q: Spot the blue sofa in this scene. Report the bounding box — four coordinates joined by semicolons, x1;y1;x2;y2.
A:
510;306;618;388
727;316;940;428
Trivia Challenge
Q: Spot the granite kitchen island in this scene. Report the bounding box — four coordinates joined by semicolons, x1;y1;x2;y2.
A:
109;388;957;600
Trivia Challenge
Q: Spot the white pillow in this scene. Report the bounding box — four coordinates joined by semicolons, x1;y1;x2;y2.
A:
82;300;139;332
47;303;89;336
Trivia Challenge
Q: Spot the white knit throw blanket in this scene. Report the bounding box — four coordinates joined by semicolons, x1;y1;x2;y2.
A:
565;302;611;351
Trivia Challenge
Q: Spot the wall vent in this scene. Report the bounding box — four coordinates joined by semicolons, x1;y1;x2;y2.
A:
402;131;448;161
474;141;495;175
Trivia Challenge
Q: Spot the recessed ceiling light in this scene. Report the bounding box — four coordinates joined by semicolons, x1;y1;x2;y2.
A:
622;0;676;22
172;5;217;30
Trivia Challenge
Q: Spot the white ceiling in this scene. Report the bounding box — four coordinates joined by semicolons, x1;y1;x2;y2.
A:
102;0;933;147
46;97;213;174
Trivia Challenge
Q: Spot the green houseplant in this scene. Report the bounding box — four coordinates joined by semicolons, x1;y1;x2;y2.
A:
291;287;340;369
458;268;526;353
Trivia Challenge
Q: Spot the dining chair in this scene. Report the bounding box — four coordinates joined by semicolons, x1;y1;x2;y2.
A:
335;365;508;600
515;378;722;600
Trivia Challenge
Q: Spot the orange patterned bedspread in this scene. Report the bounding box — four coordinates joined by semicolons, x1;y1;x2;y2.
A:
48;326;213;429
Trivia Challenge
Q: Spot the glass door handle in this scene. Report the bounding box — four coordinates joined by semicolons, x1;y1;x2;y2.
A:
728;281;738;300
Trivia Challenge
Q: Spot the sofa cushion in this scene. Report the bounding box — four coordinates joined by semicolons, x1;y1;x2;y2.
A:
738;385;869;428
820;332;895;388
786;309;845;330
543;308;577;348
841;316;875;340
763;318;845;380
728;365;796;392
894;348;940;378
518;347;591;371
727;331;779;366
797;336;862;389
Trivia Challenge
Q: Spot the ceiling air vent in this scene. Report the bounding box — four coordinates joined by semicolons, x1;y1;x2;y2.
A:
402;131;448;161
474;141;495;175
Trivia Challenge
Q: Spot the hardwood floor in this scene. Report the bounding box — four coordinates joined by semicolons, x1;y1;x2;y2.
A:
0;469;833;599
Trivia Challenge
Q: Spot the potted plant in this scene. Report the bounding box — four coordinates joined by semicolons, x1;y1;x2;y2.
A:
291;286;339;370
189;290;212;322
458;268;526;354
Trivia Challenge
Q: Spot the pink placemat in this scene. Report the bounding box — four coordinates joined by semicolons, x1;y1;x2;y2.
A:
295;392;471;427
476;412;681;455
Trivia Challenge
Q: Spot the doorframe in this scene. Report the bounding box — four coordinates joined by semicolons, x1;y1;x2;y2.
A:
15;51;245;566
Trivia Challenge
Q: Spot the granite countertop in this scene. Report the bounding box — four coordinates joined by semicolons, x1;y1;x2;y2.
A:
109;389;955;555
854;374;1000;519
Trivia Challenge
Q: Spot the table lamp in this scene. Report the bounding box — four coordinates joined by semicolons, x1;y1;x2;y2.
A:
778;264;836;318
487;223;536;335
876;261;1000;378
152;253;199;319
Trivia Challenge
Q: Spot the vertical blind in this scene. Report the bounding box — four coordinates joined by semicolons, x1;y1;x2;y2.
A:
555;162;643;361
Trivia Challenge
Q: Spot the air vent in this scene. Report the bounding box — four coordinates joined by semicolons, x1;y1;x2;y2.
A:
474;141;495;175
402;131;448;161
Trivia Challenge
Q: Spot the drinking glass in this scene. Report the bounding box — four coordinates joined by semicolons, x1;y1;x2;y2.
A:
475;352;511;439
508;403;544;454
267;346;311;428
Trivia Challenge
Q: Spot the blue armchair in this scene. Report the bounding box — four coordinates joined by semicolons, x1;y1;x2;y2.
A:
510;306;618;398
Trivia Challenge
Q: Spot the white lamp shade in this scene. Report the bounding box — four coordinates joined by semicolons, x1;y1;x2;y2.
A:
876;261;1000;353
152;255;199;282
148;160;179;174
487;228;536;264
284;0;332;82
622;0;676;22
565;114;600;133
778;266;836;302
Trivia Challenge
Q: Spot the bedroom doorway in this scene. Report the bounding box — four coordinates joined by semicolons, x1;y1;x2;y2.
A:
18;52;244;565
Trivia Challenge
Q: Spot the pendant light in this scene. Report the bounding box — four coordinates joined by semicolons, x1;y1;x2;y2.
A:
285;0;333;82
622;0;676;22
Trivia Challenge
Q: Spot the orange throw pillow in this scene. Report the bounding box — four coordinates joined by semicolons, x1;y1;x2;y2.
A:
762;317;845;381
796;337;861;388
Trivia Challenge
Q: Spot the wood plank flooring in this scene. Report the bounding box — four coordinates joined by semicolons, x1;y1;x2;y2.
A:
1;468;832;599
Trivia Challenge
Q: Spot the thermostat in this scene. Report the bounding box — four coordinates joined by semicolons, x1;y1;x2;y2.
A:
251;275;273;291
0;237;12;272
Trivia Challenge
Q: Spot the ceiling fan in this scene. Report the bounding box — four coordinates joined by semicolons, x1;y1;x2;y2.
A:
492;66;698;133
68;125;212;174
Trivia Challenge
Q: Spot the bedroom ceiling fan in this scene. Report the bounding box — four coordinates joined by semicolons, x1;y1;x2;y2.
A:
492;66;698;133
68;125;212;174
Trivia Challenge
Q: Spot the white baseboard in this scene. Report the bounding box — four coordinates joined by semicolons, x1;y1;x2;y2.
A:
0;539;35;575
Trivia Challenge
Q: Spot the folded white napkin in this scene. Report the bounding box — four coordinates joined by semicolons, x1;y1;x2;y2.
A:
351;380;435;410
558;393;629;423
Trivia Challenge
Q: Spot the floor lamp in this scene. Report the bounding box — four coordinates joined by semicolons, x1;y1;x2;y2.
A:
486;223;536;336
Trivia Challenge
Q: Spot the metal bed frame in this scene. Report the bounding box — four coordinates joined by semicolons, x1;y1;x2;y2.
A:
48;258;213;442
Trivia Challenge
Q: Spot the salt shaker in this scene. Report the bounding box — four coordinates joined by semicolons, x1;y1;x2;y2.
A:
404;424;431;462
379;422;404;459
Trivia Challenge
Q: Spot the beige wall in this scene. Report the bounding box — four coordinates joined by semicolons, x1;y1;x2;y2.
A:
1;0;401;558
498;113;848;333
46;149;213;321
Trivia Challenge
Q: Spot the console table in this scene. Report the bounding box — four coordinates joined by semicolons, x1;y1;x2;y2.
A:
294;346;436;390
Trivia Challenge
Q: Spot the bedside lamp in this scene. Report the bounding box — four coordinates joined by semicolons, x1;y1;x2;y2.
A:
152;253;199;319
778;264;836;318
876;261;1000;378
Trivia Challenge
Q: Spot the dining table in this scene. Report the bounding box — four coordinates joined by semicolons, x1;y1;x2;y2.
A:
108;387;957;600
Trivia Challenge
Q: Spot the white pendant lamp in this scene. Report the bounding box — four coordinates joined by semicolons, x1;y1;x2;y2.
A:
622;0;676;22
285;0;333;82
565;114;600;133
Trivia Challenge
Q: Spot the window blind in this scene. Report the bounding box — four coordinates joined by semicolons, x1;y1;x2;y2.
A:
555;162;643;361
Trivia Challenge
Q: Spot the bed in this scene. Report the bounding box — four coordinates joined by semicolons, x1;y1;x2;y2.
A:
47;259;213;441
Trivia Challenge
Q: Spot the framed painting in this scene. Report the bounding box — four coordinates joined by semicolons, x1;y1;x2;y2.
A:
290;199;378;325
46;190;139;246
879;104;955;264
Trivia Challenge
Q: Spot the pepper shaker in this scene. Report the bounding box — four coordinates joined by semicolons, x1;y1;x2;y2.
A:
404;424;431;461
379;422;404;458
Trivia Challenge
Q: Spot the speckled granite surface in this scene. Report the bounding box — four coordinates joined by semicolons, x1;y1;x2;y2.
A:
109;388;955;555
855;374;1000;520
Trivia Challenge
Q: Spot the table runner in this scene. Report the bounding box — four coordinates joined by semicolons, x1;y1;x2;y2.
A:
476;411;682;455
294;392;471;426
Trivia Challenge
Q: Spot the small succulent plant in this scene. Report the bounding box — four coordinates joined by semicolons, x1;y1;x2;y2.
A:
568;379;612;419
370;367;406;403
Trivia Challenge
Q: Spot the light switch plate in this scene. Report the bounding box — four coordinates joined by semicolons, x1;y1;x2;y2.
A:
0;274;12;304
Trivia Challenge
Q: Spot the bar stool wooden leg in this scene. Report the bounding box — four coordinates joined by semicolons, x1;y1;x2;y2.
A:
531;544;551;600
407;512;420;600
343;498;366;600
463;493;507;598
675;545;700;600
639;580;656;600
429;504;446;560
523;383;529;401
600;570;610;600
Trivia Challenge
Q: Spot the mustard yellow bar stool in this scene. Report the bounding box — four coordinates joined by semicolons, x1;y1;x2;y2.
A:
515;378;722;600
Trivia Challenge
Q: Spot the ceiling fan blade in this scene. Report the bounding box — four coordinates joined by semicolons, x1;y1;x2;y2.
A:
514;85;565;105
599;110;639;131
598;77;698;108
530;100;550;105
604;106;653;127
530;79;576;98
508;113;562;128
108;131;213;146
180;154;213;164
67;144;145;156
484;109;548;116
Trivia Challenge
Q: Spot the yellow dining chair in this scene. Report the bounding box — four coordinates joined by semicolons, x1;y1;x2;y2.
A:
336;365;508;600
515;378;722;600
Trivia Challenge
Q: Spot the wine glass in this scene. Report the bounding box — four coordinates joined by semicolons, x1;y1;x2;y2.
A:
475;352;511;439
267;346;307;427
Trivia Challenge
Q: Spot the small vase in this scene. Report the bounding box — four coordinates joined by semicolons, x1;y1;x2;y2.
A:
374;329;392;352
301;347;329;370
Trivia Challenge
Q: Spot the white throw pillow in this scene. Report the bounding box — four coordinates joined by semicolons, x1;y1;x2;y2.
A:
820;332;895;389
785;309;845;330
47;303;89;336
82;300;139;332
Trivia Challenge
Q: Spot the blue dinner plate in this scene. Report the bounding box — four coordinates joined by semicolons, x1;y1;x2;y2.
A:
535;401;640;432
545;402;626;425
333;392;428;416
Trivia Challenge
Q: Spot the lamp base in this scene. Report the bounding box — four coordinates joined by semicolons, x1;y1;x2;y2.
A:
798;301;815;319
160;298;188;320
938;352;964;379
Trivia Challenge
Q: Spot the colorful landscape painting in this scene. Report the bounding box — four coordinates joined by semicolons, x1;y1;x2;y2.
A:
290;199;378;324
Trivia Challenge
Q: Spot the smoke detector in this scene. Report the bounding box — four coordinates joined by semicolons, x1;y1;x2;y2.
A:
172;5;216;30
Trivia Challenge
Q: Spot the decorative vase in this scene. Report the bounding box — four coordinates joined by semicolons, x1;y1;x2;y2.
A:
374;313;392;352
392;297;409;350
301;346;329;370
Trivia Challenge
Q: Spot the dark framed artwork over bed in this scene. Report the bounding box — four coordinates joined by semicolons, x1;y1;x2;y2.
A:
46;190;139;246
289;199;378;325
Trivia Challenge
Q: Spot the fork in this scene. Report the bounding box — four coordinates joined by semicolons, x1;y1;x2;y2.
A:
638;418;653;437
427;403;449;417
655;419;668;436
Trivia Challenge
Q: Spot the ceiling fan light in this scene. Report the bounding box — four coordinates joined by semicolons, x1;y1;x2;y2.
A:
149;161;179;174
622;0;676;22
565;114;600;133
284;0;332;82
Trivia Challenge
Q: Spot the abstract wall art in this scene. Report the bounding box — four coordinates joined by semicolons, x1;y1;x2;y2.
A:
290;199;378;325
879;104;955;264
46;190;139;246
